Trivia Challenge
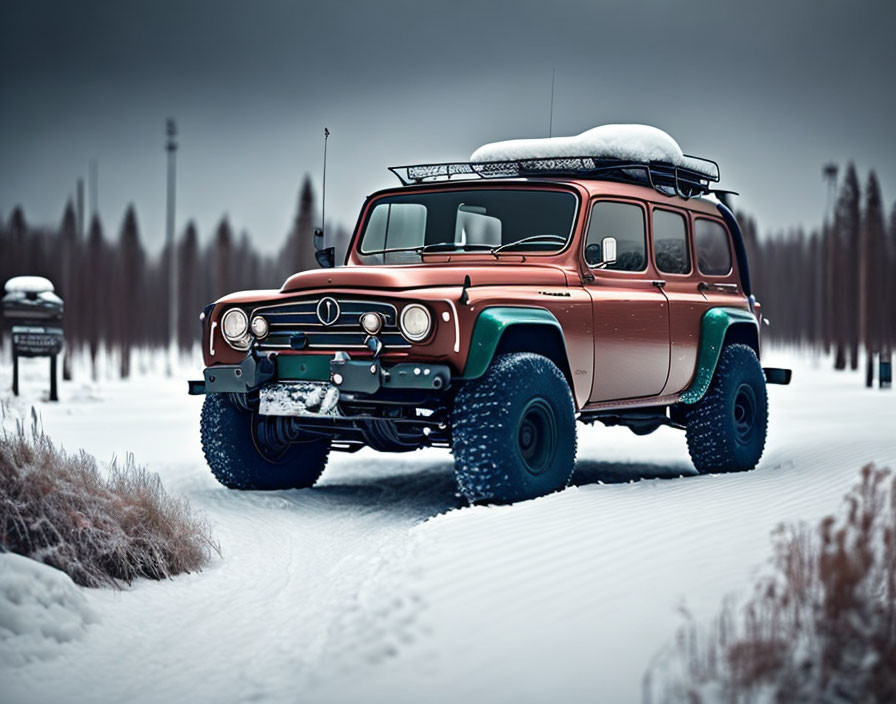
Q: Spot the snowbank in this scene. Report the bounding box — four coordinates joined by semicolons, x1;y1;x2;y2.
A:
0;552;96;667
470;124;718;178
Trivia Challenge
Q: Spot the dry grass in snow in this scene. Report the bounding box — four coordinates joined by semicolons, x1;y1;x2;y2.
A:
0;409;219;588
646;464;896;703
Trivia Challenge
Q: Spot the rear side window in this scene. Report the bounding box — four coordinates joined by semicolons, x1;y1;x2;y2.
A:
694;218;732;275
652;209;690;274
586;201;646;272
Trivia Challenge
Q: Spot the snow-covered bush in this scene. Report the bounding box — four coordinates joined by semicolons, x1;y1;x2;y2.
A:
0;412;218;588
646;464;896;703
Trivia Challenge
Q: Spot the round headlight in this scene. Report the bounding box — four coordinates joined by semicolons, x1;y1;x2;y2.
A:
250;315;269;339
360;312;384;335
221;308;250;348
400;304;432;342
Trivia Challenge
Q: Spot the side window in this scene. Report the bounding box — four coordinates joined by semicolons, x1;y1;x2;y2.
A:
694;218;732;276
585;201;646;272
652;209;690;275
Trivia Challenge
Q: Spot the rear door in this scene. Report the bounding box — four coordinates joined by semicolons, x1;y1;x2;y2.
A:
651;205;705;396
583;198;670;402
662;213;743;394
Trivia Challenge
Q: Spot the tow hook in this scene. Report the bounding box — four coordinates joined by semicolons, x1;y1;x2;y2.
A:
364;335;383;357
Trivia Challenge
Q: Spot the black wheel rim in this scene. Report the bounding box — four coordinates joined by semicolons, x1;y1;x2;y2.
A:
733;383;757;445
517;398;557;475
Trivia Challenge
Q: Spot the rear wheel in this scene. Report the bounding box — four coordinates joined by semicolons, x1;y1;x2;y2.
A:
200;394;330;490
685;343;768;474
451;353;577;503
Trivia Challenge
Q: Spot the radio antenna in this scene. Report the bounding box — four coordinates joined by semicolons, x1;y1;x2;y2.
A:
548;67;555;138
321;127;330;233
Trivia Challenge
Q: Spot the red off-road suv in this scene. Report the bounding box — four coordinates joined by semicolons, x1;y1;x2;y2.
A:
190;129;790;503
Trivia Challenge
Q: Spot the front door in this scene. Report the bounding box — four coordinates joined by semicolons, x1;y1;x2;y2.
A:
583;199;670;402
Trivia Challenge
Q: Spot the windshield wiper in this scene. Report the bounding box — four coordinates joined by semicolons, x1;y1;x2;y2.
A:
363;242;494;256
490;234;567;256
418;242;494;253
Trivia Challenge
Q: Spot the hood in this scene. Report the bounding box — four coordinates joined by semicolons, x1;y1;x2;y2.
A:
280;264;569;293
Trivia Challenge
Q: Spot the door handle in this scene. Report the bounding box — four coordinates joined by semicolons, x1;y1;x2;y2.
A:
697;281;738;293
651;280;666;288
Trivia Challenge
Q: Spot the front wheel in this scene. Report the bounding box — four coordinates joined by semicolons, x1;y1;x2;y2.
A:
200;394;330;490
451;353;577;504
685;343;768;474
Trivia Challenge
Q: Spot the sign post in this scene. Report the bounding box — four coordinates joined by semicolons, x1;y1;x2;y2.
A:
3;277;64;401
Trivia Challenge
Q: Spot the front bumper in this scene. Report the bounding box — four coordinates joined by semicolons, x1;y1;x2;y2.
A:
188;352;451;397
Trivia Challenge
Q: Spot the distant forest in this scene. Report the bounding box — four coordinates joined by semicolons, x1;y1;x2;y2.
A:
740;164;895;375
1;165;894;380
1;175;349;378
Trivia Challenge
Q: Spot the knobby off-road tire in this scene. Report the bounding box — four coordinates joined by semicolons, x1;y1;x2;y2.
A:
200;394;330;490
452;353;577;504
685;343;768;474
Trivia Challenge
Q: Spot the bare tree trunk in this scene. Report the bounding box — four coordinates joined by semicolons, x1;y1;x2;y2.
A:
835;344;847;370
120;343;130;379
881;349;893;389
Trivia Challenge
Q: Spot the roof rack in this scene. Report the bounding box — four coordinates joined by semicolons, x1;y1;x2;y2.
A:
388;155;720;200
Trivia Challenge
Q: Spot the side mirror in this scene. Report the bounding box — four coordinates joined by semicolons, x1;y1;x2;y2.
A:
313;228;335;268
584;236;618;268
601;236;617;265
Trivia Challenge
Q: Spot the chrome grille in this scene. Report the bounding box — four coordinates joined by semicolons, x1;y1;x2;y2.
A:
250;298;409;351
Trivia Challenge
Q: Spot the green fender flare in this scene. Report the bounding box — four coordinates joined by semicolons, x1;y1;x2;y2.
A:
460;306;566;380
679;307;760;404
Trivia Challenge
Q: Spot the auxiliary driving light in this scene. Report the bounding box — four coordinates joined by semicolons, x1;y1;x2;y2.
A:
221;308;250;349
250;315;269;338
400;304;432;342
360;311;383;335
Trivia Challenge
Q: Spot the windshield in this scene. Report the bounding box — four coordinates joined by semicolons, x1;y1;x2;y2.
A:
356;188;577;264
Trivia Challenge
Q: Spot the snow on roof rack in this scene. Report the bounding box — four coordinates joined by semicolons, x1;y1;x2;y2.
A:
388;155;720;200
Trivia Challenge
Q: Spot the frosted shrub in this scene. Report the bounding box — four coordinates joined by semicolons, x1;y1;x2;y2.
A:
646;464;896;703
0;412;219;588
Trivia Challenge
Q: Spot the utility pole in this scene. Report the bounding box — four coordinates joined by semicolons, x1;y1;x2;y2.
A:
823;163;838;224
165;119;178;376
822;163;838;363
88;159;99;220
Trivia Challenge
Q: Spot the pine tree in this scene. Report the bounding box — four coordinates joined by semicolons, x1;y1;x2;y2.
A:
832;165;861;369
236;230;258;291
861;172;886;385
887;202;896;356
116;206;143;378
85;215;106;380
284;176;317;277
213;217;235;300
821;221;835;354
58;201;79;380
177;222;200;351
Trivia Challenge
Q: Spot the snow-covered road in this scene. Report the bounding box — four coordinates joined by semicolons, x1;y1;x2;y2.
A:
1;349;894;703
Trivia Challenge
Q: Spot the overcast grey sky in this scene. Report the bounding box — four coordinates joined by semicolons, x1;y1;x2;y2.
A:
2;0;894;252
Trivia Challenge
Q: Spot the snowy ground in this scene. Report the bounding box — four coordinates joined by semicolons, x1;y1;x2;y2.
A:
1;347;894;703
